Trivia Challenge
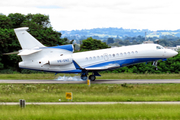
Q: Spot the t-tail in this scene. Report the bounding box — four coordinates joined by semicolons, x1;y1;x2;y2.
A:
14;27;45;49
14;27;45;56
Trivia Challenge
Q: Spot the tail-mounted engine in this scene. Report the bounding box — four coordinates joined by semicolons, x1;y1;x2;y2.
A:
49;55;73;66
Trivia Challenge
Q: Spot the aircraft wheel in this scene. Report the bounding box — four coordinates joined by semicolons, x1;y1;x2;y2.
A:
81;75;87;80
89;75;96;81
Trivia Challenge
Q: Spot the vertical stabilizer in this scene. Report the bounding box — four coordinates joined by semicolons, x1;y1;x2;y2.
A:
14;27;45;49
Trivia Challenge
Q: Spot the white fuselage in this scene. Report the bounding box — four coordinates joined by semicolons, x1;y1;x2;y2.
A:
19;44;177;73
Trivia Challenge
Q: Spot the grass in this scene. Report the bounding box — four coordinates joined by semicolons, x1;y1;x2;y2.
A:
1;73;180;79
1;84;180;102
100;73;180;79
0;104;180;120
1;73;179;102
0;73;56;80
1;73;180;119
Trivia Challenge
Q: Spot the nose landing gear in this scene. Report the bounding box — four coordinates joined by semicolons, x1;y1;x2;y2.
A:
152;61;158;70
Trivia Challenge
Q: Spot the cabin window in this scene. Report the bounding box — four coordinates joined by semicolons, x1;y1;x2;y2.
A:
97;56;100;59
128;52;130;55
135;51;138;53
86;57;88;60
120;53;123;56
124;52;126;55
89;57;92;60
93;56;96;59
101;55;103;58
109;54;111;57
131;51;134;54
116;53;119;56
113;54;115;57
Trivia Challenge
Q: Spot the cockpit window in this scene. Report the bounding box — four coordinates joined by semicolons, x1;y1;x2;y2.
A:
156;46;161;49
156;46;164;49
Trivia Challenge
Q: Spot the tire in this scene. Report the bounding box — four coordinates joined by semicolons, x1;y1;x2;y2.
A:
89;75;96;81
81;75;87;80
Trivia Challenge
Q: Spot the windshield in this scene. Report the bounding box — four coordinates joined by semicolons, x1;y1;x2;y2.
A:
156;46;164;49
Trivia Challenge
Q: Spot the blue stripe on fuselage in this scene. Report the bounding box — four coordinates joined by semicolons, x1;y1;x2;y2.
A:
20;57;163;73
42;44;73;52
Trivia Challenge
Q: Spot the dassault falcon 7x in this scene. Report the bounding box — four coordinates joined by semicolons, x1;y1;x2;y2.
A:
12;27;178;81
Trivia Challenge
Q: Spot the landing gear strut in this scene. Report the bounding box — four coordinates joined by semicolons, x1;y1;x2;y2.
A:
152;61;158;70
81;69;88;80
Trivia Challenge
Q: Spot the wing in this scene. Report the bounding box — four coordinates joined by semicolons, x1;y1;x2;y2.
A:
85;63;120;71
73;60;120;71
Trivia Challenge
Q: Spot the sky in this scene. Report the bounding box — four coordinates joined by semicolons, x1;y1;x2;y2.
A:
1;0;180;31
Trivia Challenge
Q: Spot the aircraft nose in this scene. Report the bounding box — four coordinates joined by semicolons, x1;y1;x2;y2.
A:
173;50;178;56
166;50;178;58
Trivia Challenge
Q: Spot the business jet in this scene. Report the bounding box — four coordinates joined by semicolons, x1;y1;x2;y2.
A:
11;27;178;81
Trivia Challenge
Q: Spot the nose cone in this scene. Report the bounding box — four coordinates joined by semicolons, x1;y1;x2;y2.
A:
173;50;178;56
166;50;178;58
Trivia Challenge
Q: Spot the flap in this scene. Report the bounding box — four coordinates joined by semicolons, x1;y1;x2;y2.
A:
85;63;120;71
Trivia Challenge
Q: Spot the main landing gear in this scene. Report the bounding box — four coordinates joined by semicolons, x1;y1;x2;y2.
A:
81;70;100;81
81;74;96;81
81;69;88;80
89;75;96;81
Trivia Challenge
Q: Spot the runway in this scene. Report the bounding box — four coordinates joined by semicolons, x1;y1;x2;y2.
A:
1;80;180;105
0;79;180;84
1;102;180;105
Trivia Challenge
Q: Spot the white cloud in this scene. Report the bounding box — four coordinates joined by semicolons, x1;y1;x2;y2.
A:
1;0;180;31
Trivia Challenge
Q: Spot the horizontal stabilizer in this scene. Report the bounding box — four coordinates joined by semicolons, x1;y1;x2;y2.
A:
3;51;19;55
18;49;42;56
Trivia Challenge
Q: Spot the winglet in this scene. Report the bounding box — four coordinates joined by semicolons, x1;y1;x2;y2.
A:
73;60;82;69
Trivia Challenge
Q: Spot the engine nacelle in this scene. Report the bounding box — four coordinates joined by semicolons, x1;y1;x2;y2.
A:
49;56;72;66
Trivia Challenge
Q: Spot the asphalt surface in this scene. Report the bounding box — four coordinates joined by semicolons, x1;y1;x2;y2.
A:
1;102;180;105
0;79;180;84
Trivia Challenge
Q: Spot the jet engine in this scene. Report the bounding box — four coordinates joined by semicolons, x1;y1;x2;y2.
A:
49;56;73;66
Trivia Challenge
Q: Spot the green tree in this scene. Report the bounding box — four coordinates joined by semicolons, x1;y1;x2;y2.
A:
8;13;25;28
0;15;12;29
21;13;67;46
0;28;21;71
80;37;109;51
24;13;50;27
0;13;68;73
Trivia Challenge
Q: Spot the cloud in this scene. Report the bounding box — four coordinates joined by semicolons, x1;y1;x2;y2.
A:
1;0;180;31
36;5;63;9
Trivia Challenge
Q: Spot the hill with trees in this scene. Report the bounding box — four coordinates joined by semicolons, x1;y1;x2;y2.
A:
61;28;180;47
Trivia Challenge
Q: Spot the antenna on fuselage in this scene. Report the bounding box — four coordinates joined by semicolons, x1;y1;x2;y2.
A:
155;39;159;44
